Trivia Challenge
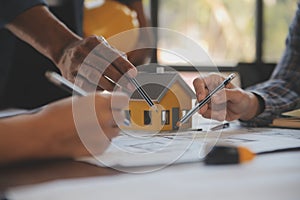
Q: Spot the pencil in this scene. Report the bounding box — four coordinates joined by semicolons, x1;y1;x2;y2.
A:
45;71;130;126
45;71;88;96
129;77;157;110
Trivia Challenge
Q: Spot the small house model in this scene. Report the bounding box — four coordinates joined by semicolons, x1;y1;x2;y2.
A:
122;72;195;131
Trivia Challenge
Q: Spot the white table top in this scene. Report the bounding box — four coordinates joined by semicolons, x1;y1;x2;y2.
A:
7;151;300;200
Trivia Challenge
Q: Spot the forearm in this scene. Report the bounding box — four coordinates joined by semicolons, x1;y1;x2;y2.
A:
5;5;81;65
0;104;81;165
0;114;48;164
244;78;300;126
242;4;300;126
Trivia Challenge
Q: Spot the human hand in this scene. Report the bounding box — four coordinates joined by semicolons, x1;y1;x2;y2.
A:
193;73;261;121
57;35;137;92
5;5;137;92
34;92;129;159
0;92;129;164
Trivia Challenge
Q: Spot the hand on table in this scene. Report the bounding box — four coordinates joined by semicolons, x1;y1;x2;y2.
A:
40;92;129;158
0;92;129;164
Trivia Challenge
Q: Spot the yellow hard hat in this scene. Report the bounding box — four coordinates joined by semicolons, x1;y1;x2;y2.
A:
83;0;140;52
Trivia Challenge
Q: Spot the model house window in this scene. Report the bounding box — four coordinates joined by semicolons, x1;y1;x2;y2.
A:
125;110;131;123
182;109;188;122
144;110;152;125
181;109;190;123
161;110;170;125
182;110;187;117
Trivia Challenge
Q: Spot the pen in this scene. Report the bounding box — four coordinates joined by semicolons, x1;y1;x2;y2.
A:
104;73;156;111
98;36;156;110
45;71;88;96
177;73;236;127
45;71;130;126
46;71;156;110
210;122;230;131
129;77;157;111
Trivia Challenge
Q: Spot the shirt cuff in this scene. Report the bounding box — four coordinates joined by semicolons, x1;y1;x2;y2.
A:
239;91;273;127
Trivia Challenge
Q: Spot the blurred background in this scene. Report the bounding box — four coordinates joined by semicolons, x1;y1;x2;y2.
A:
140;0;297;88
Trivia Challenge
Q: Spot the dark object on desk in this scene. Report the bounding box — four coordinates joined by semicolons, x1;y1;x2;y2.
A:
189;128;203;131
210;122;230;131
0;193;9;200
204;145;255;165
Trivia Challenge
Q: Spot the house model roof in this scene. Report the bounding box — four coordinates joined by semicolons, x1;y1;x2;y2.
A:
130;72;195;102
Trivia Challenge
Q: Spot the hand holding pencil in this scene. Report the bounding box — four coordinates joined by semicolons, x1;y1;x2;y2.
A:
177;73;235;126
192;73;263;122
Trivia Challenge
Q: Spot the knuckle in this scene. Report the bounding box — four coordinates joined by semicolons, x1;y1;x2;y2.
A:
193;78;200;86
72;48;83;59
86;35;100;47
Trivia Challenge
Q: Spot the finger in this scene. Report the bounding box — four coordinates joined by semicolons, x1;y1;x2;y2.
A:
201;73;237;92
210;109;227;121
201;108;212;119
83;50;125;85
73;74;98;92
102;64;130;89
206;73;236;90
195;74;222;92
201;101;228;121
83;47;132;90
201;107;226;122
225;111;240;121
93;38;137;77
198;104;209;115
78;64;117;91
81;52;118;89
78;63;103;85
193;78;208;101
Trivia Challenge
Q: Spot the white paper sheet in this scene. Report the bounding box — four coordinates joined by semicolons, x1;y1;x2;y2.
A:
79;124;300;168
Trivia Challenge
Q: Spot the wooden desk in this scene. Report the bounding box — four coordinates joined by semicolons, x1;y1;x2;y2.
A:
1;151;300;199
0;159;119;190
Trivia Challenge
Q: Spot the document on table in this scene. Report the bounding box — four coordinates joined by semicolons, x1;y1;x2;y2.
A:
79;123;300;168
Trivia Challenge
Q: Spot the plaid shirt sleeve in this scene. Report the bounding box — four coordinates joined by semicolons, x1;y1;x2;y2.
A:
0;0;46;28
241;3;300;127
